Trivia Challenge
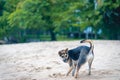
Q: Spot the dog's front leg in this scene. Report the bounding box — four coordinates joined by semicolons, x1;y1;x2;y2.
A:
72;64;77;76
66;67;73;76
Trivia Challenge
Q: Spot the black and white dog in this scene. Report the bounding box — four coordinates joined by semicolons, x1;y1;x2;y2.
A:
58;40;94;78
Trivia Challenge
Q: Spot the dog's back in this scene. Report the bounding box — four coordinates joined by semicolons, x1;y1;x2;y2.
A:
68;46;90;63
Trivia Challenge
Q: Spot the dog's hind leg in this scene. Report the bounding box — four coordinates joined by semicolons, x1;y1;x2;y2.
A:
88;54;94;75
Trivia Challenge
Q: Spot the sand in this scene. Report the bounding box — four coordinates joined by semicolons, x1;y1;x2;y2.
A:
0;40;120;80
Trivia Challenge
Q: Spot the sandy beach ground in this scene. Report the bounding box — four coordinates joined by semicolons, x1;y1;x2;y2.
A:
0;40;120;80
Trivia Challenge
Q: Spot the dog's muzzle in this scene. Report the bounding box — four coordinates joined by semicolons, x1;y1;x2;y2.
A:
63;58;68;63
63;55;69;63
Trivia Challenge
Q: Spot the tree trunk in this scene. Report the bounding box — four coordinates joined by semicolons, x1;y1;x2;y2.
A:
49;29;56;41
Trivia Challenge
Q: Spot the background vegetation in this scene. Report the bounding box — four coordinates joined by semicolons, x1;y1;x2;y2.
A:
0;0;120;43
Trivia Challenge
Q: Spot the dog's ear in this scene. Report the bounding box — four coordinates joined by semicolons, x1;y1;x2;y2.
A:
65;48;68;52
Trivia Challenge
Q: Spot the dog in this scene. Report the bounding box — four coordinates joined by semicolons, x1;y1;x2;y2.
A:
58;40;94;78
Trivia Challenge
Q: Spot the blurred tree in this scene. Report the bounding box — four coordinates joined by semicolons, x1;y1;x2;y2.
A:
0;0;20;40
8;0;70;41
60;0;120;39
0;0;6;38
0;0;120;41
100;0;120;39
81;0;120;39
0;0;5;16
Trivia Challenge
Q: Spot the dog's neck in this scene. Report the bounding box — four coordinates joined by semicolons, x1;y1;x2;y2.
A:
66;54;70;62
66;51;72;67
67;56;73;67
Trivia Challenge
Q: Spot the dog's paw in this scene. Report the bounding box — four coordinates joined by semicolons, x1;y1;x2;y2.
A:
74;74;78;79
66;73;69;76
88;72;91;75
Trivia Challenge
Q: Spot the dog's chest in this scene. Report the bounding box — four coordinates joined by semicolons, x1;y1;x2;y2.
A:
72;60;78;65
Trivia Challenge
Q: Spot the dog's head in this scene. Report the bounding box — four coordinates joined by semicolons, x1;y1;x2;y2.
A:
58;48;69;63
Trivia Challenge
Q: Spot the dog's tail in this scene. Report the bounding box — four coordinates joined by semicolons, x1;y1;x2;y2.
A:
80;39;94;53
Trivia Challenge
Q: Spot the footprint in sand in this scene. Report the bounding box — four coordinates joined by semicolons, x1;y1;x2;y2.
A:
49;73;65;78
46;66;52;70
52;61;61;65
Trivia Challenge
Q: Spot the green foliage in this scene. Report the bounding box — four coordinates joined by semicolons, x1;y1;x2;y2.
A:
0;11;9;37
98;0;120;39
8;0;45;29
0;0;120;41
3;0;20;12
